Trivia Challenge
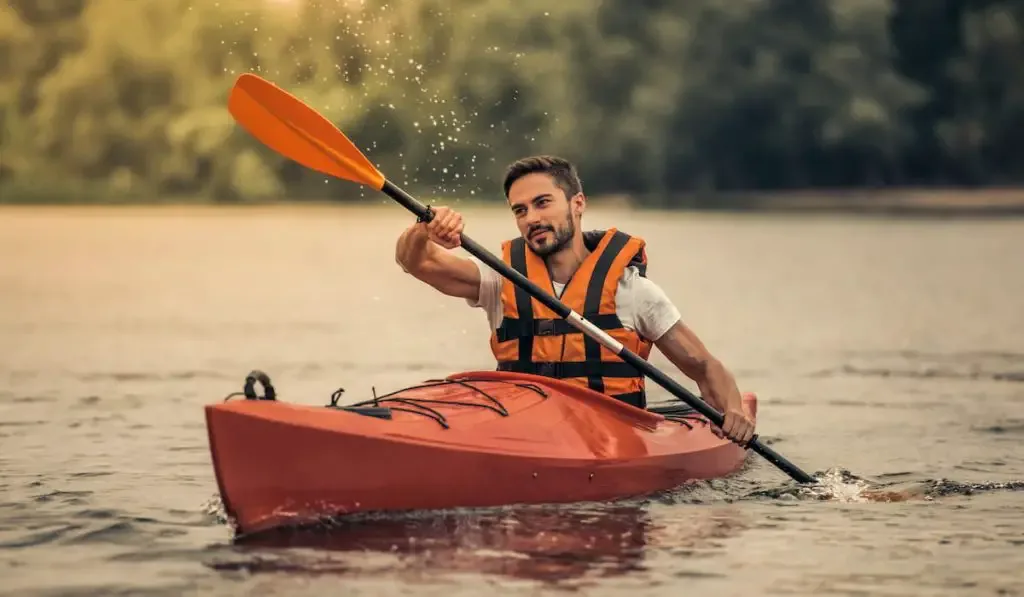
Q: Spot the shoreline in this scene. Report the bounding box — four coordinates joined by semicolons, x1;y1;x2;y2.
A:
2;188;1023;216
656;188;1024;217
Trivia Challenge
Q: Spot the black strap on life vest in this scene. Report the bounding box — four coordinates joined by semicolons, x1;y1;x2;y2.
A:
496;231;646;407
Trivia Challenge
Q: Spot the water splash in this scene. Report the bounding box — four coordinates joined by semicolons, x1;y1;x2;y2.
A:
863;478;1024;502
743;467;1024;503
202;494;234;530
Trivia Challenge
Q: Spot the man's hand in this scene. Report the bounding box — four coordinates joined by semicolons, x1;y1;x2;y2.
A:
424;206;463;249
395;205;480;301
699;378;755;446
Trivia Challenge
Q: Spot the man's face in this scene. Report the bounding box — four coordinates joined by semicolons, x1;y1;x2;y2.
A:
507;173;582;258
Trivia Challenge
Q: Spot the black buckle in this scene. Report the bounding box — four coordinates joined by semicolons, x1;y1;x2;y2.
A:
535;362;561;378
535;320;556;336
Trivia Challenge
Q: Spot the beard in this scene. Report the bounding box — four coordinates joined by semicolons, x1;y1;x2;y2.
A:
527;213;576;258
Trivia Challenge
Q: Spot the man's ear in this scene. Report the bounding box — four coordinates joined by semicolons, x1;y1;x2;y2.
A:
572;192;586;217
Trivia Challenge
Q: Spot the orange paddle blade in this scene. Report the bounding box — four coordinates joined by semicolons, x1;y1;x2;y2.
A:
227;73;386;190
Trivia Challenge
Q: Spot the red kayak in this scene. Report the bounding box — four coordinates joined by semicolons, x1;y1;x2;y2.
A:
205;370;755;535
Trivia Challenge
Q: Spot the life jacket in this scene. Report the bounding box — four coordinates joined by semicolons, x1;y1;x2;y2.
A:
489;228;654;408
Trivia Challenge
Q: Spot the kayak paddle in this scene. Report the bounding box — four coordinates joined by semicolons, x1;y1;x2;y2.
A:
225;72;818;485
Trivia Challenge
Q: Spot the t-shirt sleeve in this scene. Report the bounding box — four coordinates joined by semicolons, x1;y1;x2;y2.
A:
465;257;504;329
631;275;682;342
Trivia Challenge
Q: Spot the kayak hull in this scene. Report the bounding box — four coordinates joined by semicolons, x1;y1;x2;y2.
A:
205;370;755;535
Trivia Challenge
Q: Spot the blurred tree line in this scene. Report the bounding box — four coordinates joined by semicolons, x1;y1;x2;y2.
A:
1;0;1022;204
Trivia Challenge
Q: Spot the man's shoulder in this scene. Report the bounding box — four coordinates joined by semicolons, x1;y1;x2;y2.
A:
613;266;669;313
617;265;661;294
616;266;681;338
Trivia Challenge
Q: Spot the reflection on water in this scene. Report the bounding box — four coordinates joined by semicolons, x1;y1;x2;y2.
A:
216;504;656;585
205;501;752;590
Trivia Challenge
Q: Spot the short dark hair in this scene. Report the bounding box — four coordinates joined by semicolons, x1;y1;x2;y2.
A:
502;155;582;200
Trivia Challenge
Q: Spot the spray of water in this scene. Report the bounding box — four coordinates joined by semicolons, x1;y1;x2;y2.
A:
210;0;553;203
740;467;1024;504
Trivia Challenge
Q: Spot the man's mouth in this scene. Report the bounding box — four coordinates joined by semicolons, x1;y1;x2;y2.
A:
529;228;552;241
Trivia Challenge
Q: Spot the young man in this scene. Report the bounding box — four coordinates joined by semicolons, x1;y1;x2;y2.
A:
395;156;755;445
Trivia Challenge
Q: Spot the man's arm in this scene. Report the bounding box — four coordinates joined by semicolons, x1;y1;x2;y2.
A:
627;272;755;444
653;320;755;445
395;207;481;301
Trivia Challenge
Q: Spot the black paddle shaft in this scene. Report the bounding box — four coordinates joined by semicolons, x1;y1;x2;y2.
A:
382;180;817;484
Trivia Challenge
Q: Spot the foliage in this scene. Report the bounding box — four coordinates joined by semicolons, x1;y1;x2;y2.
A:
1;0;1022;204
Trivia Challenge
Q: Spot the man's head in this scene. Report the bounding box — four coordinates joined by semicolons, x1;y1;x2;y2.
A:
502;155;585;258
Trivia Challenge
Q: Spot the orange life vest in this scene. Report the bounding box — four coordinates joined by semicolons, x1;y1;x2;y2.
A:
489;228;654;408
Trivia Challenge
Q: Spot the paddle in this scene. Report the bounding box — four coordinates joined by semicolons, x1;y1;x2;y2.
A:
226;73;818;485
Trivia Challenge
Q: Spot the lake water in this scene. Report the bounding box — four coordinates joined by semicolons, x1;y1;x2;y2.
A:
2;204;1022;596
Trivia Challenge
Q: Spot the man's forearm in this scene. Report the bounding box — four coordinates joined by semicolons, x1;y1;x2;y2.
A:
673;353;731;402
658;333;711;383
653;321;740;412
652;311;755;443
396;224;435;274
700;358;739;410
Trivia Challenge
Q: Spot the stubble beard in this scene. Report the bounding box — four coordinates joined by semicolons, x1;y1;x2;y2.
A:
528;213;576;258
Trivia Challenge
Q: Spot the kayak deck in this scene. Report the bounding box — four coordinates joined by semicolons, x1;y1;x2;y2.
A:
332;375;706;429
205;370;755;534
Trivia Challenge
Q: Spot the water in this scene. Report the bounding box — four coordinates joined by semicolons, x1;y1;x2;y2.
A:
1;205;1022;596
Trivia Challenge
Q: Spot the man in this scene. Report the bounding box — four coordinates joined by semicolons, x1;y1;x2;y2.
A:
395;155;755;445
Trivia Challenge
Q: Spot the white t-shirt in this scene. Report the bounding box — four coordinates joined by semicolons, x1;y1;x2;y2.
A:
465;257;682;342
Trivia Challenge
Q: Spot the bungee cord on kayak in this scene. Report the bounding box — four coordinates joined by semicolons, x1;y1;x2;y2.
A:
333;379;711;430
223;368;710;434
328;376;540;429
